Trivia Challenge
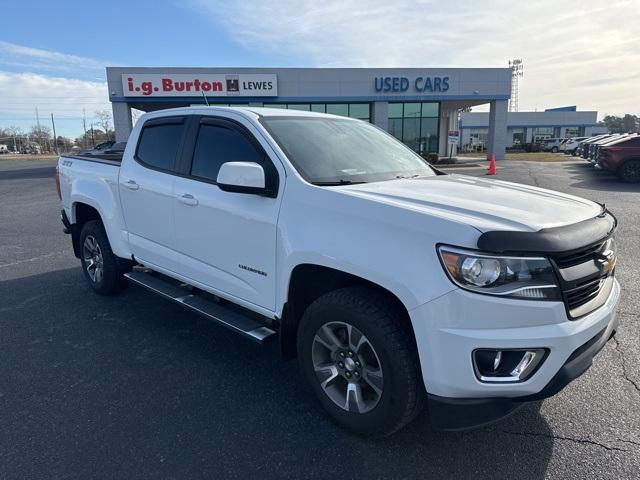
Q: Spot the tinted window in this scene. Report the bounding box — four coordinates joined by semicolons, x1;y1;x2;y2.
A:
136;123;184;171
191;124;263;181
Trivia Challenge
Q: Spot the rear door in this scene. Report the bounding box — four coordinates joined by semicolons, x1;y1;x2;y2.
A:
119;116;188;272
172;115;283;311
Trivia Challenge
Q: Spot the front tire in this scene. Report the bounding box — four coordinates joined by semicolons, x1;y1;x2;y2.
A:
297;287;424;437
551;146;559;153
617;160;640;183
79;220;130;295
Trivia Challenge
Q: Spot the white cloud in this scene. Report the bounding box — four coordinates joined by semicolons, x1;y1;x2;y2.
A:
0;41;111;77
0;71;109;138
191;0;640;116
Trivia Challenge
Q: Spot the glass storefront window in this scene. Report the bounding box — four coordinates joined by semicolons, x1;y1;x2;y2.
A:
420;117;439;153
287;104;311;111
262;103;370;121
348;104;370;119
403;103;421;118
388;103;404;118
387;102;440;154
532;127;554;142
421;103;439;117
326;104;349;116
402;117;421;151
511;128;525;146
388;118;403;141
565;127;583;137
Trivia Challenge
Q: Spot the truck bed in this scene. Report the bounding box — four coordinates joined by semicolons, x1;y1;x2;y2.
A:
64;153;123;165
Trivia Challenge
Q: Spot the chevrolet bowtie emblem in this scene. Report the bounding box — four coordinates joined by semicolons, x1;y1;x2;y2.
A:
596;251;616;275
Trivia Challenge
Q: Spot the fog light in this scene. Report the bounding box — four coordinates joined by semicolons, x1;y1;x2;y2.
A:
473;348;547;383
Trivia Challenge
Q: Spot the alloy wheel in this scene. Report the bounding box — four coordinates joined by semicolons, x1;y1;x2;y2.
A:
82;235;104;283
311;321;384;414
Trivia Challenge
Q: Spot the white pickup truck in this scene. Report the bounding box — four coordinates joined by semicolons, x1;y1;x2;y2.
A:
57;107;620;436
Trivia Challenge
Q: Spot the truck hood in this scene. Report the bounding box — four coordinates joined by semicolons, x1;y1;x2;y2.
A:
338;174;602;232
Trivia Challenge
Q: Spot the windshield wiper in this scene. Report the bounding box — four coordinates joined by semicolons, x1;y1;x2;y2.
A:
395;174;422;179
312;179;367;186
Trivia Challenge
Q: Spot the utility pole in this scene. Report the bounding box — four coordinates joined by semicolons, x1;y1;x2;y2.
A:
51;113;58;154
82;109;88;148
90;123;95;147
35;107;42;151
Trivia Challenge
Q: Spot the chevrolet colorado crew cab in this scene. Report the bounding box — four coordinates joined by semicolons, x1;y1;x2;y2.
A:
57;107;620;436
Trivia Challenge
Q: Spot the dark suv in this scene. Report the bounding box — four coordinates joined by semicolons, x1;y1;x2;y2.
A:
597;135;640;182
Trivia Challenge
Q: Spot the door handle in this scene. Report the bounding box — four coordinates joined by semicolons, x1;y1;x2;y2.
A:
178;193;198;206
123;179;139;190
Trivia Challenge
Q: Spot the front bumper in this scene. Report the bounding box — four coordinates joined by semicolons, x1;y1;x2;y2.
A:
409;278;620;429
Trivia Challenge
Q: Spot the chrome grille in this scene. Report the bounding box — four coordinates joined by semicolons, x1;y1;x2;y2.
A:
564;275;608;311
554;240;606;269
552;238;615;318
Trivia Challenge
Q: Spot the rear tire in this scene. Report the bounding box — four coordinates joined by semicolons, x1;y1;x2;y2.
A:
297;287;424;437
551;146;558;153
79;220;131;295
617;160;640;183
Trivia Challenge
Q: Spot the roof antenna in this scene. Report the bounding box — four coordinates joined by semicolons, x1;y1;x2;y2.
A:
201;90;210;107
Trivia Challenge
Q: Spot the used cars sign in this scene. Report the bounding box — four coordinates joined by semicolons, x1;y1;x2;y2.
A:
121;74;277;97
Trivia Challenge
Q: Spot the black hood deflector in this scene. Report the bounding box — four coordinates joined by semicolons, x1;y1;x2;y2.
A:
477;210;616;255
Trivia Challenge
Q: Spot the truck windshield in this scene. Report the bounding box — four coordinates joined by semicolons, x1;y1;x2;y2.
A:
262;117;436;185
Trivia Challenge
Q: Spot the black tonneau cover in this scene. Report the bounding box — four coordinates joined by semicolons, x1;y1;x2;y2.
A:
63;154;122;166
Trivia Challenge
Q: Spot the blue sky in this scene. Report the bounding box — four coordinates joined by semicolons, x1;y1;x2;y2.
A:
1;0;638;139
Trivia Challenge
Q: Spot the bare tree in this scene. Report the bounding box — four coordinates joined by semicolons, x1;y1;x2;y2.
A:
29;125;52;152
95;110;114;141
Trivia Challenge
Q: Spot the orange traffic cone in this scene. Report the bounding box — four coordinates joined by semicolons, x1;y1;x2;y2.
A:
487;153;497;175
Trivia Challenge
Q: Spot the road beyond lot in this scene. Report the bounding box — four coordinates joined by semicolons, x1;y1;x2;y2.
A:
1;159;639;479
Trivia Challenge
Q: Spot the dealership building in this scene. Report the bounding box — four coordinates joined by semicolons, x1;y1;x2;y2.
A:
460;106;607;150
106;67;512;159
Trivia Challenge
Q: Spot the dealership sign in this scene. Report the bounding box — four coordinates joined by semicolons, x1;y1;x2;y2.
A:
121;74;277;97
373;76;449;93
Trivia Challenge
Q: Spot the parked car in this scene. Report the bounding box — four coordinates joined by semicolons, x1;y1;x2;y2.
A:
559;137;588;155
524;141;544;152
77;141;115;156
597;135;640;182
578;135;612;159
56;107;620;436
541;138;565;153
589;134;631;162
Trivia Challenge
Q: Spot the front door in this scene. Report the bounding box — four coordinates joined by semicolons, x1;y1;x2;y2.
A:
173;116;282;311
119;116;187;273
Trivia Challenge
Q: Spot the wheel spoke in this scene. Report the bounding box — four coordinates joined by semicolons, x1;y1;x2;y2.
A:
315;324;344;352
344;382;365;413
94;264;103;283
362;367;383;395
314;363;339;389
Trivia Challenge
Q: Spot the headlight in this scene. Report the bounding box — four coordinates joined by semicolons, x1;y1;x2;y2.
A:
437;246;561;300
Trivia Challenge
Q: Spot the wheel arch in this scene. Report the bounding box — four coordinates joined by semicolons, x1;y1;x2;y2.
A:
68;201;103;258
279;263;416;360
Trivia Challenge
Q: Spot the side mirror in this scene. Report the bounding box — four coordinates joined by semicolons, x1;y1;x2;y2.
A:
217;162;270;195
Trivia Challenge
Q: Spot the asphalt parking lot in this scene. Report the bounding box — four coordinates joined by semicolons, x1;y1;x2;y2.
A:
1;158;639;479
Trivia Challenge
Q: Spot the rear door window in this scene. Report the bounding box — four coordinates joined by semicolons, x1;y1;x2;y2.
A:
136;119;185;172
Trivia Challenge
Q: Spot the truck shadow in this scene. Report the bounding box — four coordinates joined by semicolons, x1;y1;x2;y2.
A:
0;267;553;479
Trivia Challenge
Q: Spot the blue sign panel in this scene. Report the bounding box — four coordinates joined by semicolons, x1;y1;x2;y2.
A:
373;76;449;93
